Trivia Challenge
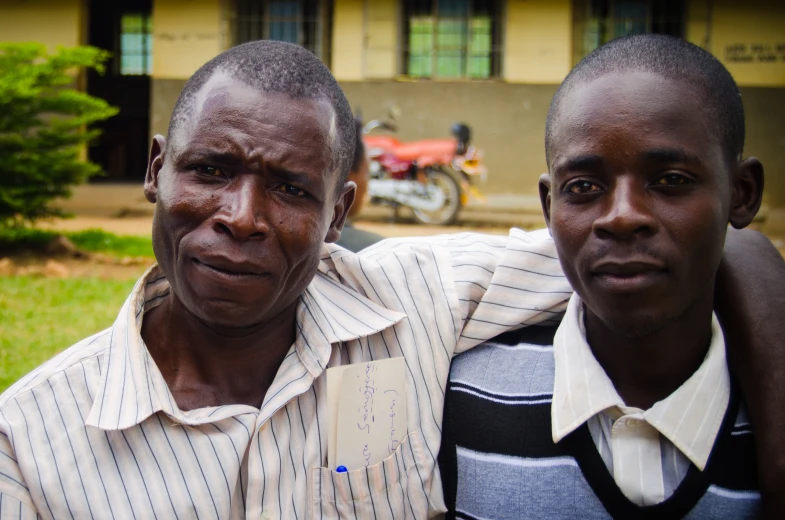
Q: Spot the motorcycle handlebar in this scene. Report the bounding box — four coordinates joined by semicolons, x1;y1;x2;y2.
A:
362;120;398;134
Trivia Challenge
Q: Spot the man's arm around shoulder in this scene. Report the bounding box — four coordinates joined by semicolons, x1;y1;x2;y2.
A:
716;228;785;518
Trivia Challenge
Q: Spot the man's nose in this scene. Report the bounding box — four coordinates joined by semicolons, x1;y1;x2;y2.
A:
212;177;270;240
592;177;658;240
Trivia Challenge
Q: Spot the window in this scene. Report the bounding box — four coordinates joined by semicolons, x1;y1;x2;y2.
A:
120;13;153;76
403;0;503;79
573;0;684;63
232;0;332;63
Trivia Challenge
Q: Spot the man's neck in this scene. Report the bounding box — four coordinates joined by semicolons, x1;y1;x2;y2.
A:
141;293;298;411
584;292;715;411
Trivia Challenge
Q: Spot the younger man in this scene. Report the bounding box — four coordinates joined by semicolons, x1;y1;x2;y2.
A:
440;35;767;518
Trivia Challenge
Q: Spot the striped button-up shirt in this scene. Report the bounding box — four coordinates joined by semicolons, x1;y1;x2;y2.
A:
0;229;570;519
551;293;732;506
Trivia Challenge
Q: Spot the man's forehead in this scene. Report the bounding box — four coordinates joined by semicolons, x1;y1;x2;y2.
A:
573;71;706;117
192;73;333;123
550;73;706;148
172;72;337;153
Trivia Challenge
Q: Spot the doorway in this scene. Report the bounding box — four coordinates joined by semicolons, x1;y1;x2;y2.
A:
87;0;152;182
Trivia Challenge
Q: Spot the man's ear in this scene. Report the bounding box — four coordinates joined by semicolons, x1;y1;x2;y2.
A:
538;173;553;230
144;135;167;203
325;180;357;243
729;157;764;229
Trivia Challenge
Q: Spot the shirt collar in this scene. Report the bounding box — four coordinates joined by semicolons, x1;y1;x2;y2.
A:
87;253;405;431
551;293;730;470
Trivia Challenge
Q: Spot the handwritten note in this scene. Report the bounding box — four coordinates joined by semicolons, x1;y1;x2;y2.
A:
326;358;407;470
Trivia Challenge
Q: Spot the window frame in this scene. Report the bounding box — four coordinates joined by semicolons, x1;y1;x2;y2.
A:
572;0;686;65
229;0;333;65
117;12;153;76
400;0;505;81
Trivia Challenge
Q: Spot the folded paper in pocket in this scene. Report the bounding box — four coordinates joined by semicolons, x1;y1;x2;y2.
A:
326;357;407;471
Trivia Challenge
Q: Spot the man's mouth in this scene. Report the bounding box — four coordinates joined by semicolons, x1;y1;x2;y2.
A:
590;260;667;293
192;257;269;279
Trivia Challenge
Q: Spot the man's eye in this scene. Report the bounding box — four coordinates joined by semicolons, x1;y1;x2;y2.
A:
194;165;224;177
655;173;692;186
278;184;306;197
567;180;602;194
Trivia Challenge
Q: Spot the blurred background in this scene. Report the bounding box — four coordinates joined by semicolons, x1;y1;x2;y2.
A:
0;0;783;390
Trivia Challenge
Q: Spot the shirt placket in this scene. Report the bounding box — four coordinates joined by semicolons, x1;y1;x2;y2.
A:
611;413;665;505
245;364;320;519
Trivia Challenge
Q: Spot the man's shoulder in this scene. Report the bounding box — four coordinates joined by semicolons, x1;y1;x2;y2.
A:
321;231;513;283
0;328;109;410
335;223;384;253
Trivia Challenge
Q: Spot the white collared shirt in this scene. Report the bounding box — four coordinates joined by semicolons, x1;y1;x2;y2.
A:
0;229;570;519
551;294;731;506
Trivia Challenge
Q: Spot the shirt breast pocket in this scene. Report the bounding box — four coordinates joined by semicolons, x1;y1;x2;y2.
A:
309;432;431;519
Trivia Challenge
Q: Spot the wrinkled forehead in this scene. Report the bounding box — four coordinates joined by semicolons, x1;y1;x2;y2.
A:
170;71;338;158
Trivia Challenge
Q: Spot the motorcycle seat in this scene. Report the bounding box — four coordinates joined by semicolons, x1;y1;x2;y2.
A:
373;138;457;162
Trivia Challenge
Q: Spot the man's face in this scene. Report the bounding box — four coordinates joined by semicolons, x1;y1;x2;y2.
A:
542;72;736;337
145;77;354;330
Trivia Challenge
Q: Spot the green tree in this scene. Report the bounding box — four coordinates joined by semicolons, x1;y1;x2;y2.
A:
0;43;118;228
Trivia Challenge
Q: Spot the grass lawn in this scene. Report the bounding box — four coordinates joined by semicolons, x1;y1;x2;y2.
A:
0;227;154;257
0;228;153;392
0;276;137;392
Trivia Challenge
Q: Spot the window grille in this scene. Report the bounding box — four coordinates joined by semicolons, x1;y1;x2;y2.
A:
402;0;503;79
120;13;153;76
573;0;684;63
232;0;332;64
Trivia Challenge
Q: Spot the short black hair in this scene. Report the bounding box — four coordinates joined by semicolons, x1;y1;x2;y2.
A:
351;118;365;173
545;34;745;165
168;40;355;184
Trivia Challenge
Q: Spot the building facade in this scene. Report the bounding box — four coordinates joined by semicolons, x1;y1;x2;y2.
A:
1;0;784;227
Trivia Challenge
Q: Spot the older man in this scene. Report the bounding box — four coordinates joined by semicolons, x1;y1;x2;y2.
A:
0;41;782;519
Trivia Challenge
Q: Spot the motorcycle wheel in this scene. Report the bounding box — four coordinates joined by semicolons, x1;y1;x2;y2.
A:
412;169;462;226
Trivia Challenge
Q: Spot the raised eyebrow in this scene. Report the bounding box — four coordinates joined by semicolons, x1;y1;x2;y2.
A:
553;154;604;173
642;148;703;166
267;166;321;186
179;150;243;167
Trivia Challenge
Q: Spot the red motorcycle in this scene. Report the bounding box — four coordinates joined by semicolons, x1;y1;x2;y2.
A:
362;120;487;225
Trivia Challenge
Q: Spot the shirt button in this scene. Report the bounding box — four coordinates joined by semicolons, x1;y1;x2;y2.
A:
624;418;642;428
261;511;272;520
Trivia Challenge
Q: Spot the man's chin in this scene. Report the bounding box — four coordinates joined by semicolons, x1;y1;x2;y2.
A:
187;300;276;336
593;309;675;340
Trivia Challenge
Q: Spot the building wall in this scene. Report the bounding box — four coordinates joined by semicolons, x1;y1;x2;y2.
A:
0;0;84;49
504;0;572;84
149;0;224;138
152;0;223;80
742;87;785;212
343;81;557;195
1;0;783;211
331;0;364;80
688;0;785;211
363;0;398;78
709;0;785;88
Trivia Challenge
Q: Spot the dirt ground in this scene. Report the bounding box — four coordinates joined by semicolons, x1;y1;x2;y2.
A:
5;254;150;280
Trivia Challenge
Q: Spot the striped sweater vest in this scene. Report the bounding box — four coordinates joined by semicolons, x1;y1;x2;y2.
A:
438;325;760;519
